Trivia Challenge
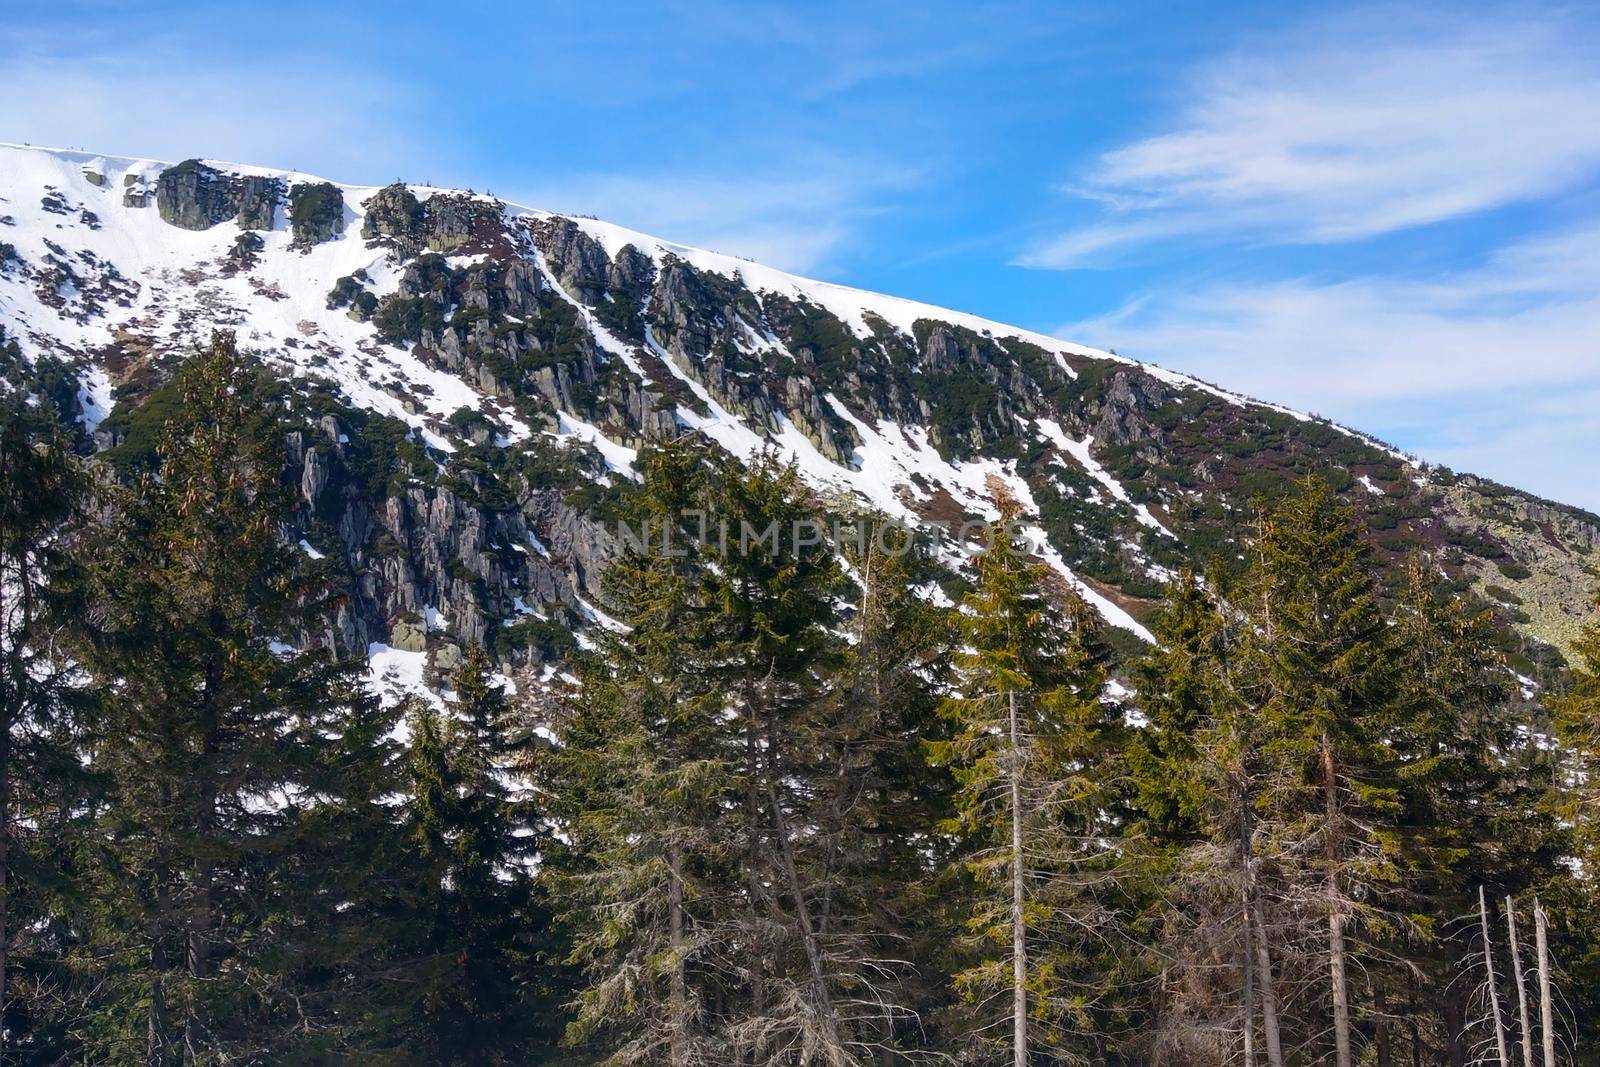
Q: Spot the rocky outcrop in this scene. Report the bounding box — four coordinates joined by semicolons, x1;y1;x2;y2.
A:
1091;369;1167;450
155;160;237;229
361;183;427;252
224;232;264;273
234;176;280;231
286;414;581;663
154;160;279;231
359;184;504;256
535;218;611;304
288;182;345;249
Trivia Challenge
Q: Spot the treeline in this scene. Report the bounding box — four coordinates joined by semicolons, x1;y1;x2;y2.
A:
0;333;1595;1064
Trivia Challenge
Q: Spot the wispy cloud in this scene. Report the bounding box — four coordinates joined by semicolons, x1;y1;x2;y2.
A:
1021;12;1600;267
1062;220;1600;509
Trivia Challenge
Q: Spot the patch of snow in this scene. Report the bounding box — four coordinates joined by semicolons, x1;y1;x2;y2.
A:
1036;419;1174;538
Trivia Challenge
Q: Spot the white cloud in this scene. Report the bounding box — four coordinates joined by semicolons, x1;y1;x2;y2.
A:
1061;221;1600;510
1022;13;1600;267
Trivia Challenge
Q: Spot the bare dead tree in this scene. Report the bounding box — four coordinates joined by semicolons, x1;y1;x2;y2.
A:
1506;896;1535;1067
1478;887;1510;1067
1534;898;1556;1067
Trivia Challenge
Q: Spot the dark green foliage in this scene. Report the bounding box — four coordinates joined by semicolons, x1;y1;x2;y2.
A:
288;181;344;247
0;396;89;1059
390;648;561;1062
374;294;448;346
54;333;409;1062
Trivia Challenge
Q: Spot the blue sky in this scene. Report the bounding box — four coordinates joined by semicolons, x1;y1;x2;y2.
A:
5;1;1599;510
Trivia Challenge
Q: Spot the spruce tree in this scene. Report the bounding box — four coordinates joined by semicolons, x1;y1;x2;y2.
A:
0;395;87;1057
397;646;555;1063
1553;594;1600;886
1131;566;1290;1067
700;449;878;1064
929;491;1118;1065
57;333;405;1062
1388;559;1560;1056
1245;478;1400;1067
543;438;741;1065
832;514;956;1059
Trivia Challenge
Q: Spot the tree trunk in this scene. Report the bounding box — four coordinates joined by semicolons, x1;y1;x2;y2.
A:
1009;689;1027;1067
1479;886;1510;1067
668;845;689;1067
1507;896;1535;1067
0;698;10;1065
744;684;765;1066
761;704;845;1062
1322;737;1353;1067
1239;805;1255;1067
1534;898;1556;1067
1375;984;1392;1067
148;879;172;1067
1252;904;1286;1067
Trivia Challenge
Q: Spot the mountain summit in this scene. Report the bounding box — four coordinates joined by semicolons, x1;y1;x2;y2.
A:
0;143;1594;682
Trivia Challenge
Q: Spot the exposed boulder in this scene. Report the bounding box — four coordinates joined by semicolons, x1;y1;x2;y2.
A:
155;160;237;229
421;193;502;254
234;175;280;231
224;231;264;273
1091;369;1167;451
288;182;345;249
535;218;610;304
361;183;426;252
154;160;279;231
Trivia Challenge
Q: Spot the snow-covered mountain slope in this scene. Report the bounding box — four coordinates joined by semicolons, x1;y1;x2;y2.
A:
1;142;1595;676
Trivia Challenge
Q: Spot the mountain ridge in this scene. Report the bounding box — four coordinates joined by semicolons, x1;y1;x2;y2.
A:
0;141;1594;680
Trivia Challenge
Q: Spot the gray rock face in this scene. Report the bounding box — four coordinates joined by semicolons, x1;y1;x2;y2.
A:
288;182;345;249
360;185;502;256
224;231;264;273
155;160;237;229
360;183;426;252
234;176;281;231
1092;369;1167;448
420;193;501;254
536;218;611;304
154;160;279;231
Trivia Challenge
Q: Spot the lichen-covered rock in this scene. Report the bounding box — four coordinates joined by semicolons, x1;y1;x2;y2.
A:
224;231;264;272
288;182;345;249
155;160;237;229
361;183;426;252
421;193;503;254
1091;369;1167;448
122;172;151;208
537;218;611;304
153;160;279;231
389;615;427;652
234;175;280;231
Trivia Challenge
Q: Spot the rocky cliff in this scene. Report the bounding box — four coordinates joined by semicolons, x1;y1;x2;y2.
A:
0;144;1593;692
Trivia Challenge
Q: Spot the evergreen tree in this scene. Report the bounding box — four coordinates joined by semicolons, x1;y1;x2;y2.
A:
1387;559;1560;1058
1553;594;1600;888
831;514;957;1059
929;492;1119;1065
700;450;889;1064
1130;566;1291;1067
0;394;88;1057
1245;478;1401;1067
397;646;556;1064
543;438;742;1065
56;333;405;1063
